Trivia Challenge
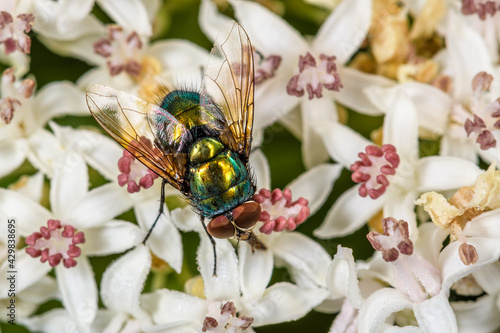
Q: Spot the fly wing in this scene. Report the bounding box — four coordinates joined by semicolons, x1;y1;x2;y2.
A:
201;21;255;163
86;84;192;192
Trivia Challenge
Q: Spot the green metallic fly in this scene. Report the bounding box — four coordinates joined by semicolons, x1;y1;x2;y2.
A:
86;22;264;274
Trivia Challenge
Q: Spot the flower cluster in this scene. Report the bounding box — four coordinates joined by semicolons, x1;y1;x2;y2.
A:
2;0;500;332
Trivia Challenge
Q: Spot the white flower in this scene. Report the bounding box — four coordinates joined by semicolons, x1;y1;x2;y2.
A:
0;0;34;75
0;172;58;324
33;0;155;38
327;219;500;332
0;152;137;330
51;122;185;274
141;235;328;331
200;0;393;168
21;245;154;333
0;68;88;178
33;0;208;94
366;8;499;164
313;90;482;239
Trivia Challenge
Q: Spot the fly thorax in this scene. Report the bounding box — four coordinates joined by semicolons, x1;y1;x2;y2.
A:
188;137;251;215
188;137;225;165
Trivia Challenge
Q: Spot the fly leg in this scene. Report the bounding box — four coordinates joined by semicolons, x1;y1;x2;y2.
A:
200;216;218;277
143;179;167;244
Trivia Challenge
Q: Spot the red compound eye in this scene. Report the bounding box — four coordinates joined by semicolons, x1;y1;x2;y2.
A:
233;201;261;230
207;215;235;239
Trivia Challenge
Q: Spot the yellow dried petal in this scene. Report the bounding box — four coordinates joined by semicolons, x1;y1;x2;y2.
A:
413;60;439;83
415;191;464;229
470;163;500;209
372;17;409;64
410;0;446;40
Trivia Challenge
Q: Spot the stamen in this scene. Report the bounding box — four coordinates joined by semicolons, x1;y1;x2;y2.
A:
367;217;441;303
94;25;144;77
463;72;500;150
25;219;85;268
350;144;400;199
202;301;253;332
286;52;343;100
254;52;281;85
253;188;310;235
0;67;35;125
461;0;500;20
117;149;158;193
0;11;34;54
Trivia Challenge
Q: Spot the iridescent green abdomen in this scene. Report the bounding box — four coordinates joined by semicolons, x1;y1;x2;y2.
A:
188;137;253;217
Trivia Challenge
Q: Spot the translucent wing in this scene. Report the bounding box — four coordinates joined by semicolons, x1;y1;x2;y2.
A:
201;21;255;162
86;84;192;192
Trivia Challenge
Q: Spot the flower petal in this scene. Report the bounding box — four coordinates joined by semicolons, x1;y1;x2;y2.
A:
313;0;371;65
50;123;122;181
473;260;500;295
68;183;134;228
272;232;332;288
383;190;419;241
26;128;65;177
54;0;95;34
170;206;201;233
101;244;151;314
0;251;52;297
136;200;183;273
463;209;500;238
413;293;458;333
18;276;58;304
97;0;152;36
0;139;28;178
314;120;371;168
0;188;52;235
21;309;76;333
250;149;270;190
198;236;240;301
415;223;448;268
56;256;98;329
148;39;208;71
439;237;500;292
314;186;384;238
10;172;44;203
445;10;493;102
239;241;273;301
301;98;337;168
0;52;30;77
230;0;308;57
358;288;414;332
452;294;500;332
50;152;88;218
287;163;342;216
141;289;206;327
34;0;105;40
327;246;364;308
333;67;393;115
416;156;482;192
199;0;233;42
254;73;299;130
38;32;106;66
34;82;88;127
440;134;477;162
244;282;328;326
366;82;451;135
83;220;143;256
383;90;419;158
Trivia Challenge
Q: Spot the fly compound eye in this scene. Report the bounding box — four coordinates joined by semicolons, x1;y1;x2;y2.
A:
207;215;235;239
232;201;262;230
